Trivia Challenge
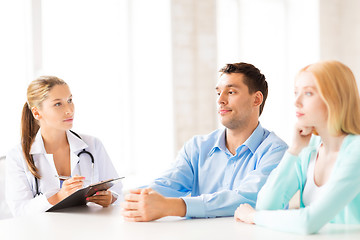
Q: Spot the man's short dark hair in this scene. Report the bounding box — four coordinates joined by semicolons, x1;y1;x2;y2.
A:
219;62;268;116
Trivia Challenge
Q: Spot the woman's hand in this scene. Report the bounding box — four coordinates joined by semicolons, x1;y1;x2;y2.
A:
86;190;113;207
48;175;85;205
58;175;85;198
234;204;256;224
288;123;314;156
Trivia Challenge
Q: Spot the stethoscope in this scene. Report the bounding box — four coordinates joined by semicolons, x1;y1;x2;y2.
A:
34;130;94;196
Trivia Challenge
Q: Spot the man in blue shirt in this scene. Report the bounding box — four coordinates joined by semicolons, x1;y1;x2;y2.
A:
121;62;288;221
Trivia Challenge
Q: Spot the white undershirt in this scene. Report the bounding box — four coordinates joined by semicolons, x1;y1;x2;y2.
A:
302;145;326;207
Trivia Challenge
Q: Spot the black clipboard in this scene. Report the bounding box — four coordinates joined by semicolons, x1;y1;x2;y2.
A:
46;177;124;212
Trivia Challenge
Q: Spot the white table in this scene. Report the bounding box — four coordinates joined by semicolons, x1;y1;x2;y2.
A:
1;205;360;240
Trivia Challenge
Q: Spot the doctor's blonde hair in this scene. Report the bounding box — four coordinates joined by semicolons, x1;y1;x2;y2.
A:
22;76;67;179
299;60;360;135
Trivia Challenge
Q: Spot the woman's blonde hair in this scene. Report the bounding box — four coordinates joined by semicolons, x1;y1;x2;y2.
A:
21;76;67;178
299;60;360;136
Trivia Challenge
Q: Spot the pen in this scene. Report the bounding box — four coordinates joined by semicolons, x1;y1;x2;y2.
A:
54;175;71;181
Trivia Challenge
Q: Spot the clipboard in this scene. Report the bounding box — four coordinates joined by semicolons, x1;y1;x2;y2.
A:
46;177;124;212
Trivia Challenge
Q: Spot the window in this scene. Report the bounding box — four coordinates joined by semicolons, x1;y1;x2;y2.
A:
0;0;173;188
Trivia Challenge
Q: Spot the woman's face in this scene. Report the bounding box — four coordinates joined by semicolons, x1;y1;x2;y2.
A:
294;72;328;130
33;84;74;131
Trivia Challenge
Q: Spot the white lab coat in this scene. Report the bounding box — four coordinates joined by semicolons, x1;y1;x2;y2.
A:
5;129;123;217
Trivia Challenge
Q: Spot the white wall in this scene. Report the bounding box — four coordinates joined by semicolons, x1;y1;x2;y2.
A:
171;0;218;152
319;0;360;83
0;0;31;156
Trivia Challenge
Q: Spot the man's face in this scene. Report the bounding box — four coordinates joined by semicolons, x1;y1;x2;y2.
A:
215;73;259;130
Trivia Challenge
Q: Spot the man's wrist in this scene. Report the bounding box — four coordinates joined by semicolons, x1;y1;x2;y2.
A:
165;198;186;217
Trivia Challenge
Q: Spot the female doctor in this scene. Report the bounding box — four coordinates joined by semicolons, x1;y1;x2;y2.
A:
6;76;123;217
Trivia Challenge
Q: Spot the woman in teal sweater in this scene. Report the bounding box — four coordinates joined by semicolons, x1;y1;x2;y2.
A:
234;60;360;234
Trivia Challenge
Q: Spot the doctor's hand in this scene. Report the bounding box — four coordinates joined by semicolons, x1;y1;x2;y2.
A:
86;190;114;207
234;203;256;224
288;123;314;156
121;188;186;222
57;175;85;200
48;175;85;205
58;175;85;199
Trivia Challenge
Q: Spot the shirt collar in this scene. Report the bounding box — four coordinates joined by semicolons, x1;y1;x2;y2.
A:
208;128;226;156
242;122;265;154
209;123;265;156
66;130;88;153
29;129;46;155
29;129;88;155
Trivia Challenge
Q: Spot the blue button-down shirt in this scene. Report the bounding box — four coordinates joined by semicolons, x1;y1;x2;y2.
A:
149;123;288;218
